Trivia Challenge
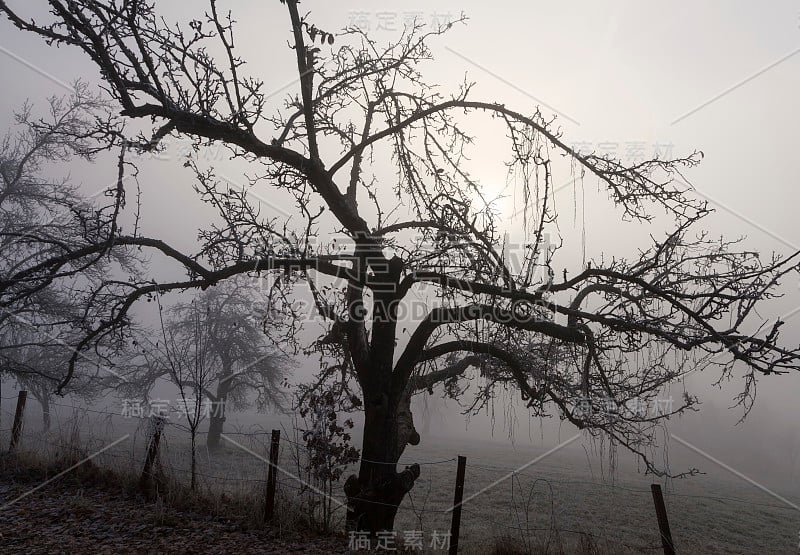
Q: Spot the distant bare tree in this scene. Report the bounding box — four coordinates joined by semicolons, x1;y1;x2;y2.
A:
0;89;140;400
118;276;288;450
147;295;211;490
1;337;100;431
2;1;799;533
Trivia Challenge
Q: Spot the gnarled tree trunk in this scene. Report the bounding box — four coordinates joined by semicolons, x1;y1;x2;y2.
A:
344;379;420;533
341;258;426;533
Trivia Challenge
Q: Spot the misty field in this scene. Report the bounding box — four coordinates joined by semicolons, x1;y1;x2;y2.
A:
1;399;798;554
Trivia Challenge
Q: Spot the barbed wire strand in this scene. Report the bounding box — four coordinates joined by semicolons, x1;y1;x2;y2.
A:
7;408;799;517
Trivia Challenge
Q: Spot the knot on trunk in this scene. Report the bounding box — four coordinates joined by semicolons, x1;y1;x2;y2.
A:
367;391;389;410
397;393;420;447
398;463;420;492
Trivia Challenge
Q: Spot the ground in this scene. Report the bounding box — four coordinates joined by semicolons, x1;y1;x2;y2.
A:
0;476;347;554
2;413;798;553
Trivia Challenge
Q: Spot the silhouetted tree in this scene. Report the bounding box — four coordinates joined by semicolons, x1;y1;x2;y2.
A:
2;1;799;533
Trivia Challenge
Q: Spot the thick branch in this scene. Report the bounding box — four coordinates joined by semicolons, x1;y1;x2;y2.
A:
393;304;584;390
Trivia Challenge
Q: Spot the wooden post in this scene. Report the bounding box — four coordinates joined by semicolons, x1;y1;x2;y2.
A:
651;484;676;555
139;415;165;492
264;429;280;521
449;455;467;555
9;390;27;451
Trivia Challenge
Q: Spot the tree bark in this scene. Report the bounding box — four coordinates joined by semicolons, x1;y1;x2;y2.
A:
190;431;197;490
42;396;50;432
344;383;420;533
206;370;231;451
206;407;226;451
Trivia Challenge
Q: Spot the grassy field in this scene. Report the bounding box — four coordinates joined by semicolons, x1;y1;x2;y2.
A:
1;400;798;554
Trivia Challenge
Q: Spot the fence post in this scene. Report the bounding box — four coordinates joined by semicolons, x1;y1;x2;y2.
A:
9;390;27;452
264;429;280;521
651;484;676;555
449;455;467;555
139;415;165;492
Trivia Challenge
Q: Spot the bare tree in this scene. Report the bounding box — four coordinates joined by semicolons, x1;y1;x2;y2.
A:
0;89;140;403
118;276;288;450
2;1;800;533
2;338;90;431
145;295;214;491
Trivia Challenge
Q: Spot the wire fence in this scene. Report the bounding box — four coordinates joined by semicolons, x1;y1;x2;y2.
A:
2;393;799;553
